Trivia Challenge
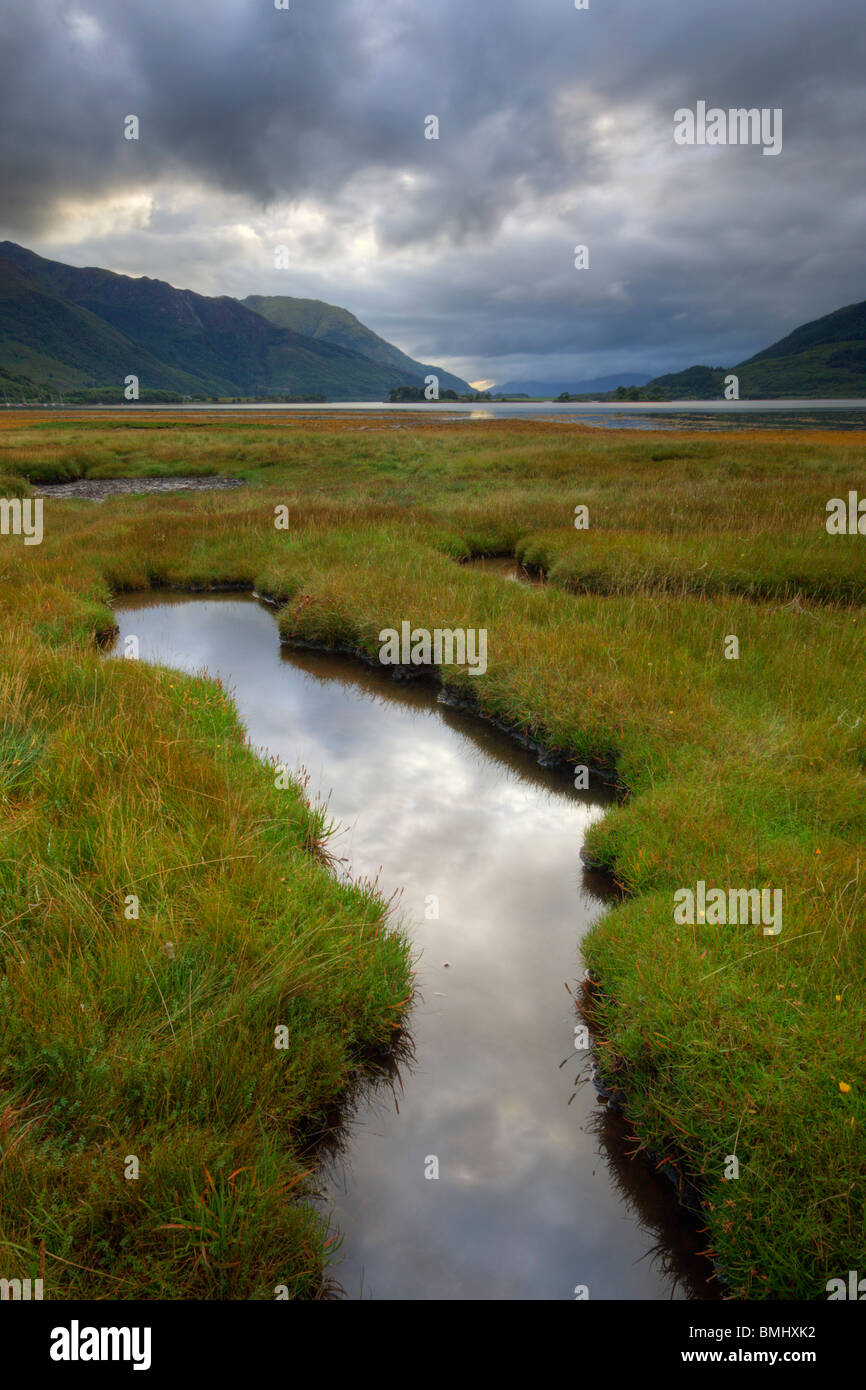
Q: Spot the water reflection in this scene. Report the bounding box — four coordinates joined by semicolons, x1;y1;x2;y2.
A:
587;1105;718;1301
110;591;714;1301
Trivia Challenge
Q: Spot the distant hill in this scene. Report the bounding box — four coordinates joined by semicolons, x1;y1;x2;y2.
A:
494;373;651;398
643;299;866;399
0;242;466;401
243;295;469;396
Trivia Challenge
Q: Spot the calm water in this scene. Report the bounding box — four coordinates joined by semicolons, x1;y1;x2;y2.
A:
24;400;866;430
465;556;541;584
110;592;714;1301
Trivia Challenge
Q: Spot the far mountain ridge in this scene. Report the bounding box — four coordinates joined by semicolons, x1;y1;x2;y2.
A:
493;373;652;397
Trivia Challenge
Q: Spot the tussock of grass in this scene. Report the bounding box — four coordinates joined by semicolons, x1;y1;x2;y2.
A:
0;472;33;499
0;413;863;1299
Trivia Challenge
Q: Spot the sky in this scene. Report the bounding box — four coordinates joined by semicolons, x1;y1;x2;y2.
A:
1;0;864;388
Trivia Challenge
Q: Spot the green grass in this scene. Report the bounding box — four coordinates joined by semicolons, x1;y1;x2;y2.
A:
0;600;411;1299
0;412;863;1299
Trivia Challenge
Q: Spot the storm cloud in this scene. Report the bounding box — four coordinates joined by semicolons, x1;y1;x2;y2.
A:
1;0;864;384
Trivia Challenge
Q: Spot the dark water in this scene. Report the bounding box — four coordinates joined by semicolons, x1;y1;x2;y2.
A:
464;556;541;585
110;592;715;1301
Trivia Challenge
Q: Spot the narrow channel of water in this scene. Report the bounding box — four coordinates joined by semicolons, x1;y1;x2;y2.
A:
110;592;714;1301
463;555;541;585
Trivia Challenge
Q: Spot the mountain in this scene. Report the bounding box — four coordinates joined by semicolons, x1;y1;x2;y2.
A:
643;299;866;399
0;243;465;401
494;373;651;397
243;295;470;396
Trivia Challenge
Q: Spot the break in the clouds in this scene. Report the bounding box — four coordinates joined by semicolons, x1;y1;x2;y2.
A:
1;0;865;385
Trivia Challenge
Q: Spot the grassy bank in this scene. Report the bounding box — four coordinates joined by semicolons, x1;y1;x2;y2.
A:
0;493;412;1298
1;413;864;1299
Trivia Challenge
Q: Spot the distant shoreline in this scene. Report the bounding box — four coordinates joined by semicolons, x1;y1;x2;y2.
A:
5;397;866;413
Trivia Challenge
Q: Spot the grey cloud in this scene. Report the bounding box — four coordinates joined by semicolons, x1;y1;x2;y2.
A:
1;0;864;382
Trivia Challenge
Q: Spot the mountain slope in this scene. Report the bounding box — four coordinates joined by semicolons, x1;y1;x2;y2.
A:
742;299;866;364
0;259;196;394
0;243;453;400
242;294;470;395
643;298;866;399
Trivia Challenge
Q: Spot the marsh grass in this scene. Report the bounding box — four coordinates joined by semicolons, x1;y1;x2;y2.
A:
0;608;411;1298
0;413;863;1298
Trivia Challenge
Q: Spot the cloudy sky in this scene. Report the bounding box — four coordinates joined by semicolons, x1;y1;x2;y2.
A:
1;0;864;387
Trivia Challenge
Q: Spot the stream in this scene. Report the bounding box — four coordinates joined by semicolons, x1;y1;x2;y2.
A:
110;591;714;1301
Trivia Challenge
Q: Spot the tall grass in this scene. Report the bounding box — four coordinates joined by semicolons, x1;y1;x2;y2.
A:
0;610;411;1298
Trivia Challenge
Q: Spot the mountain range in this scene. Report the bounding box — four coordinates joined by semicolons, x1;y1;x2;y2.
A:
493;373;652;397
1;240;864;403
0;242;470;401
